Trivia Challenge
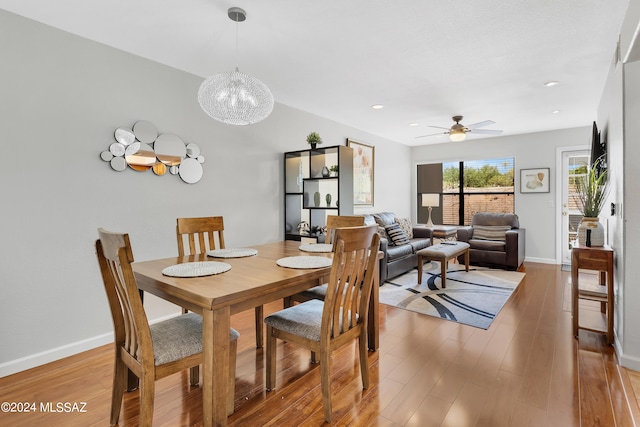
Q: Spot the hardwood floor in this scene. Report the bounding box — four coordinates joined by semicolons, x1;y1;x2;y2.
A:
1;262;638;426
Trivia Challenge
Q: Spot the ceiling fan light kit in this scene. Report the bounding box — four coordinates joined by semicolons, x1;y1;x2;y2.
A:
416;115;503;141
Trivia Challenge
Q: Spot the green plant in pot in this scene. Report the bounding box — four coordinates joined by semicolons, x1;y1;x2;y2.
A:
306;132;322;149
574;156;608;246
329;165;338;176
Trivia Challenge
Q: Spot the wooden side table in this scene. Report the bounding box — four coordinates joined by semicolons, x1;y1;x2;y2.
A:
431;225;458;241
571;243;614;344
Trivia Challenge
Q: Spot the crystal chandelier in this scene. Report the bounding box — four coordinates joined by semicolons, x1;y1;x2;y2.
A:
198;7;274;125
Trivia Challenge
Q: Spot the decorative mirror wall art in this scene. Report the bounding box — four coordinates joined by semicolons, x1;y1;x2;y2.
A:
100;120;205;184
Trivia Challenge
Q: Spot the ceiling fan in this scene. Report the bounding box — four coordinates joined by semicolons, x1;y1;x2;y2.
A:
416;115;503;141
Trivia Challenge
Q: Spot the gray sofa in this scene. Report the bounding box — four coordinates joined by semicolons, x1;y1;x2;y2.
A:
456;212;525;270
360;212;433;283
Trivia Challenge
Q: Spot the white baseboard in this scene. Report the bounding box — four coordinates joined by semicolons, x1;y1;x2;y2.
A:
0;332;114;378
524;256;557;265
0;312;180;378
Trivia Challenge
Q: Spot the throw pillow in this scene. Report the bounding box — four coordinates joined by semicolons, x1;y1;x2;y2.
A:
394;217;414;239
472;225;513;241
385;223;410;246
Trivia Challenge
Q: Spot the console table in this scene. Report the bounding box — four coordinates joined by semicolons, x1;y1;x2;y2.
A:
571;243;614;344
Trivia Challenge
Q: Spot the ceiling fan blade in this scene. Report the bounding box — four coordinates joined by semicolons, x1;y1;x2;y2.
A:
415;131;449;139
469;129;503;135
427;125;451;130
466;120;495;129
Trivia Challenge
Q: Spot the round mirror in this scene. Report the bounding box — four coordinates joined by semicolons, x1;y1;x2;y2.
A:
100;151;114;162
178;158;203;184
124;141;141;156
125;143;155;172
155;133;186;166
109;142;125;157
186;143;201;158
114;128;135;146
110;156;127;172
170;165;179;175
133;120;158;144
153;162;167;176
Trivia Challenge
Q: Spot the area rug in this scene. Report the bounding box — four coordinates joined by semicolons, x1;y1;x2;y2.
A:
380;262;526;329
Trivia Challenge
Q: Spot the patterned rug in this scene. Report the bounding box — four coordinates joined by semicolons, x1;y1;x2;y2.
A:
380;262;526;329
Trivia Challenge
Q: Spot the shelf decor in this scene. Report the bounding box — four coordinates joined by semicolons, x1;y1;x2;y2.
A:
347;139;375;205
520;167;550;193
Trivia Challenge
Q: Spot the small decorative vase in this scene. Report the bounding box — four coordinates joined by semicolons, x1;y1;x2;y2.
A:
326;193;332;206
577;217;605;246
321;166;330;177
314;191;321;207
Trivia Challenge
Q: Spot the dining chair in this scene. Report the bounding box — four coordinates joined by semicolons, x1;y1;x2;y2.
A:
265;225;380;423
176;216;265;348
285;215;366;307
96;228;240;426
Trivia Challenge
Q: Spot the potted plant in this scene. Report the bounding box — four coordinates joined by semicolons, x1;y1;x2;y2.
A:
306;132;322;149
329;165;339;177
574;156;608;246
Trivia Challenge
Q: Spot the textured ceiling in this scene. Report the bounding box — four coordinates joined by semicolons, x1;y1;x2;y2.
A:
0;0;629;146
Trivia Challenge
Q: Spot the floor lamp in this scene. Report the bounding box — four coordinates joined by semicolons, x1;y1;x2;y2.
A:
422;194;440;228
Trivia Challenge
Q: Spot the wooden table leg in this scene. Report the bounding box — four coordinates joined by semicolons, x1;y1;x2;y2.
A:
441;257;447;288
417;254;424;284
202;306;231;427
464;248;470;272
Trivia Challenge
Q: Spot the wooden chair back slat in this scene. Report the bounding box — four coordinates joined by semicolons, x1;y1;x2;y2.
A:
325;215;365;244
176;216;225;256
322;225;379;344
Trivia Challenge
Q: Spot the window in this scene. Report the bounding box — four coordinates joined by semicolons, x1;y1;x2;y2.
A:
418;158;515;225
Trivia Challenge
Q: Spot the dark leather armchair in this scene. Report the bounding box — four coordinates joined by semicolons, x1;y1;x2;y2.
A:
456;212;525;270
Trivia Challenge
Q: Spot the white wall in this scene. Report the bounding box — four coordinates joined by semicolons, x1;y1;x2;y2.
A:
0;10;411;376
410;127;591;263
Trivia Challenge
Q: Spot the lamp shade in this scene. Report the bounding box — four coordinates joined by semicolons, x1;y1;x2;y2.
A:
421;193;440;207
449;129;466;142
198;67;274;125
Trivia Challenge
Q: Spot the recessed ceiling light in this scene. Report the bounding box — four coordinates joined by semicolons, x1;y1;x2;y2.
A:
544;81;559;87
552;110;561;114
371;104;384;110
409;123;419;127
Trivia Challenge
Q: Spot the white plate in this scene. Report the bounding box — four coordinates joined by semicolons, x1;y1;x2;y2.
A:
162;261;231;277
276;256;332;269
207;248;258;258
299;243;333;253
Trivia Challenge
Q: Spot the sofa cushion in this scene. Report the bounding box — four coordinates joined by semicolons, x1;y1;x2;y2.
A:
472;225;512;241
469;239;506;252
386;243;414;261
409;238;431;252
395;217;414;239
374;212;396;226
385;223;410;246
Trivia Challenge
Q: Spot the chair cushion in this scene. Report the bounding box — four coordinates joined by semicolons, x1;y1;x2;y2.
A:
385;223;410;246
298;284;328;300
469;239;506;252
394;217;414;239
472;225;512;241
150;312;239;366
265;300;325;341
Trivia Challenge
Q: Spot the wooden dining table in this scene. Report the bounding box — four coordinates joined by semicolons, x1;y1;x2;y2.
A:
132;240;380;427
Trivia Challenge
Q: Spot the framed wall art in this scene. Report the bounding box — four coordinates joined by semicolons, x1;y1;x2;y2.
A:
520;167;550;193
347;139;374;205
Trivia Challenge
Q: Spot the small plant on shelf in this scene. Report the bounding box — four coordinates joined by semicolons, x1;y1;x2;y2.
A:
329;165;339;176
306;132;322;149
